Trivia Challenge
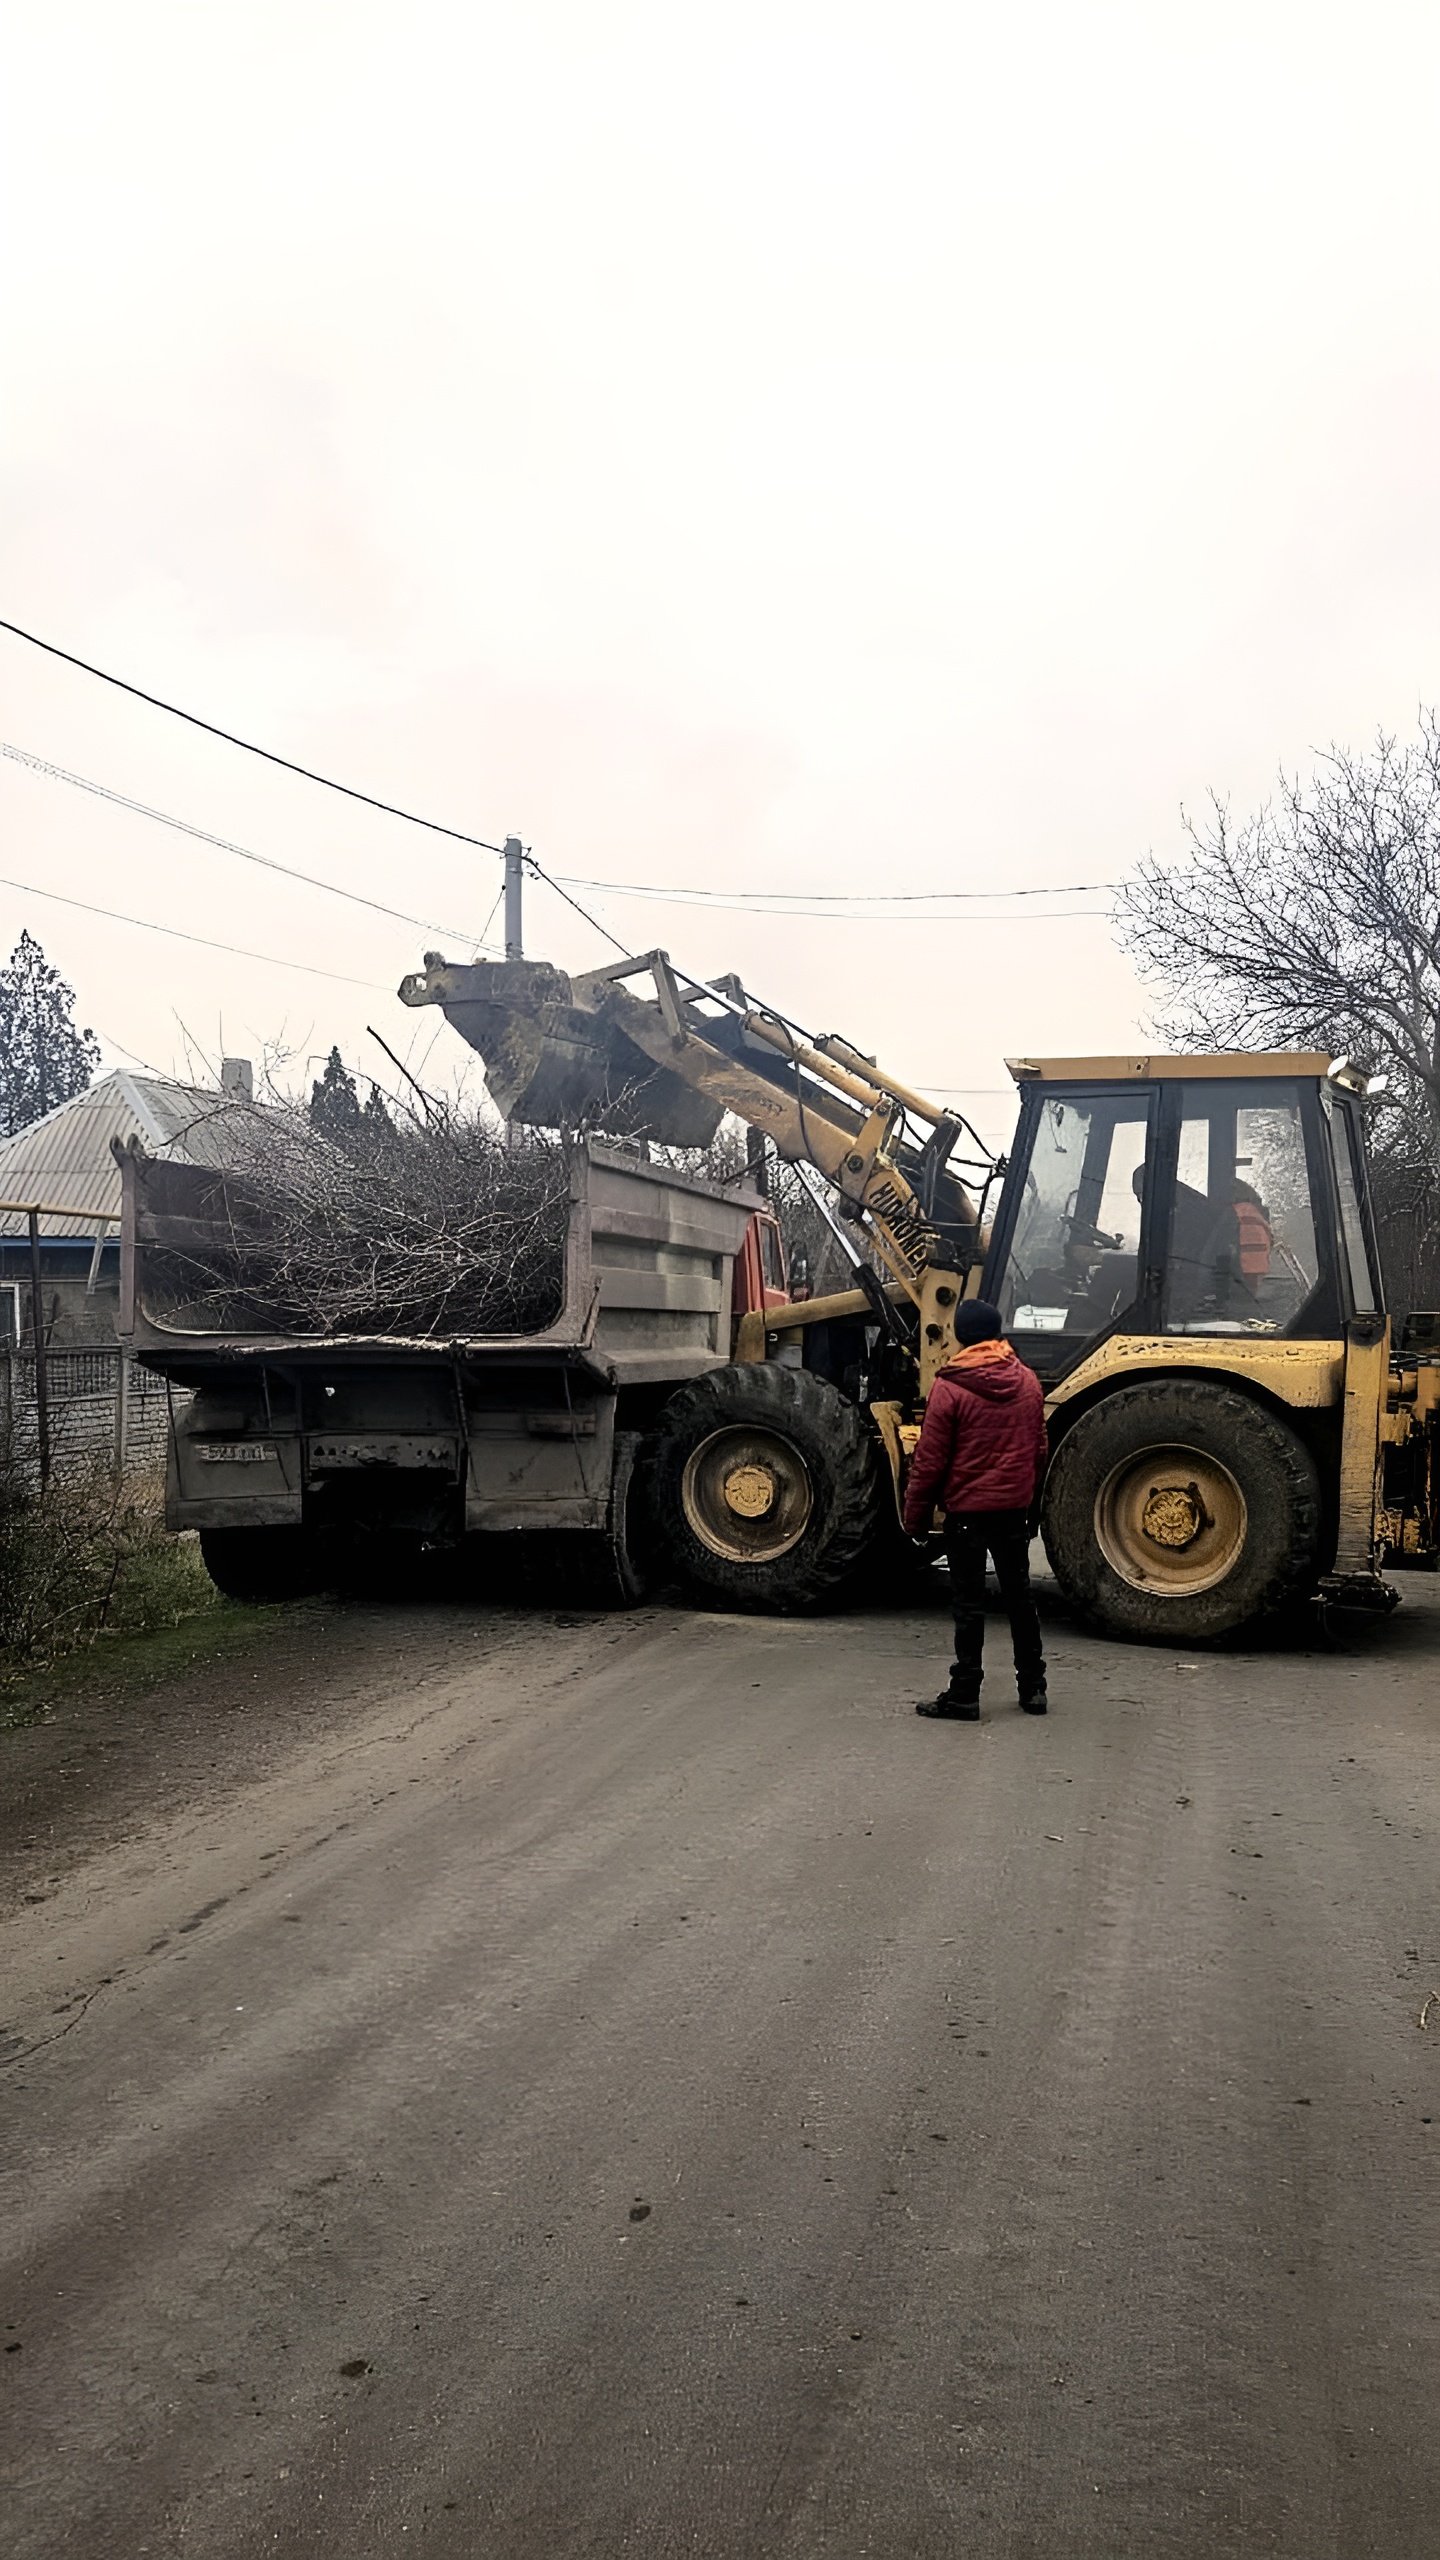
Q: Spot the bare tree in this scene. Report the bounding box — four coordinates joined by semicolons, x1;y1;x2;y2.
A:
643;1121;856;1291
765;1157;855;1294
1118;719;1440;1302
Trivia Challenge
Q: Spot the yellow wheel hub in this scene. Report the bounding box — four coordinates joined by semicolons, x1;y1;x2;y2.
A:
1096;1443;1247;1597
722;1462;777;1520
1141;1484;1205;1549
682;1426;814;1564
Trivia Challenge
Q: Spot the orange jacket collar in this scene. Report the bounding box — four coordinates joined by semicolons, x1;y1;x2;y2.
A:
943;1338;1015;1374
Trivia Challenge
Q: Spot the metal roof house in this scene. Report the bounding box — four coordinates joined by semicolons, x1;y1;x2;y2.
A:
0;1062;263;1351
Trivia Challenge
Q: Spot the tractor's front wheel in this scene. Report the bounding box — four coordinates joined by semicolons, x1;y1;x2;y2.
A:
646;1363;885;1612
1042;1380;1322;1643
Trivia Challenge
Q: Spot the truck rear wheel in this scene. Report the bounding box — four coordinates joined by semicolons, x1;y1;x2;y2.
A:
555;1433;654;1609
647;1363;884;1612
199;1527;326;1603
1042;1380;1321;1642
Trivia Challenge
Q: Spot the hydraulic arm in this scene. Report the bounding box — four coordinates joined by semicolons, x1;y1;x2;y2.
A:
399;949;991;1347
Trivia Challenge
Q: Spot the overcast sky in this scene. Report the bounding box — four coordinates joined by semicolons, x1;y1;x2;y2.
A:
4;2;1439;1147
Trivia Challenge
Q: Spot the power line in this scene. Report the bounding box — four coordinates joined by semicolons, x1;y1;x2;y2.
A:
543;883;1109;923
474;850;1104;951
0;618;1117;929
0;616;1117;943
0;741;502;952
554;871;1118;908
475;881;506;951
93;1025;171;1079
523;852;633;957
529;853;1108;936
0;614;506;853
0;870;389;989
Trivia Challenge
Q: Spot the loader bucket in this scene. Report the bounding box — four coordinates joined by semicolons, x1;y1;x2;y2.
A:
397;956;725;1147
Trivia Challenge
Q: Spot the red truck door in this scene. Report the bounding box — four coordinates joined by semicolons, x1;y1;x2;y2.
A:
734;1213;790;1318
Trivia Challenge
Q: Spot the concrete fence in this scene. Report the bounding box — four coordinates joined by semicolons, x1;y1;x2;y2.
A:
0;1349;178;1484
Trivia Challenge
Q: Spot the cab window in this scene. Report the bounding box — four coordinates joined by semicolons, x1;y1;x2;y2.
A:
1322;1091;1378;1316
1163;1083;1319;1334
991;1091;1152;1348
759;1219;786;1295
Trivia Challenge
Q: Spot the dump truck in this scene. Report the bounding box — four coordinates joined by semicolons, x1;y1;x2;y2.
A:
117;1134;792;1605
389;945;1440;1641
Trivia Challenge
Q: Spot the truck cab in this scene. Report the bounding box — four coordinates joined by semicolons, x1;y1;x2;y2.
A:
732;1210;789;1323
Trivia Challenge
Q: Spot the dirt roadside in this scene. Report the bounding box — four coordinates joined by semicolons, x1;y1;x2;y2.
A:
0;1562;1423;1924
0;1595;587;1917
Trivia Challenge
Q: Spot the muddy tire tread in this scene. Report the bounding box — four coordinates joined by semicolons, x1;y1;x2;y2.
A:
646;1362;884;1613
1042;1379;1322;1643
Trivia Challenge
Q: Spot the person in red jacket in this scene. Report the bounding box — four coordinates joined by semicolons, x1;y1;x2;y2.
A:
902;1299;1049;1720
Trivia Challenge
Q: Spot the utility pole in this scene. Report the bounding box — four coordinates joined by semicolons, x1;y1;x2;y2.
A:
27;1207;50;1489
503;837;524;960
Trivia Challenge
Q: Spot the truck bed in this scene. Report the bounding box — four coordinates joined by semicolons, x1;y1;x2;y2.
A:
117;1136;760;1540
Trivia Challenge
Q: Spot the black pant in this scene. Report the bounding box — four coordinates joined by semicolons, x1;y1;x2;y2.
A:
944;1510;1045;1698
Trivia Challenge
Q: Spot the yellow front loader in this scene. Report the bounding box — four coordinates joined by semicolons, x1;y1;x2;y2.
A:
400;946;1440;1641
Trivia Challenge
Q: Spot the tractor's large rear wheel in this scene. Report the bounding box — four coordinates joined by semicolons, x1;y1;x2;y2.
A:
647;1363;885;1612
1042;1380;1322;1642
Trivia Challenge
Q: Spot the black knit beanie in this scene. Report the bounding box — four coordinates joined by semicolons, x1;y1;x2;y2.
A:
951;1298;1004;1345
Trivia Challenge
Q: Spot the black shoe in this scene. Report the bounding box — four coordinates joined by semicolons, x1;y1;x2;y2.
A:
917;1691;981;1720
1019;1683;1048;1715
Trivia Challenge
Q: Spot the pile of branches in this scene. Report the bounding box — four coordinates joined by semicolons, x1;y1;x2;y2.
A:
161;1106;572;1340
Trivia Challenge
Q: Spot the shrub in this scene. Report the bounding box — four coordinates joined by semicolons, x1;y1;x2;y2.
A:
0;1459;220;1686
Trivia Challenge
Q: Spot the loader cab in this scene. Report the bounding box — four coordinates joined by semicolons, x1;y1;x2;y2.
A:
980;1056;1383;1386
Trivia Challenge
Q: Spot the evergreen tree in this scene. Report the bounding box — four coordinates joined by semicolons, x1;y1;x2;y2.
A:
361;1083;396;1147
308;1047;365;1144
0;932;100;1136
309;1050;396;1154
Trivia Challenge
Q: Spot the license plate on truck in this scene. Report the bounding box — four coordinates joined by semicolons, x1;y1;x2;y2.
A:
307;1437;459;1471
197;1442;277;1463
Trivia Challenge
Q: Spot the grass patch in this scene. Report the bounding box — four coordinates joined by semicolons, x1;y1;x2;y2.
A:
0;1464;256;1724
0;1591;292;1729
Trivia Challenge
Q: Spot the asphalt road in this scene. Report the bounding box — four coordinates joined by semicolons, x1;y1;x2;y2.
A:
3;1573;1439;2558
